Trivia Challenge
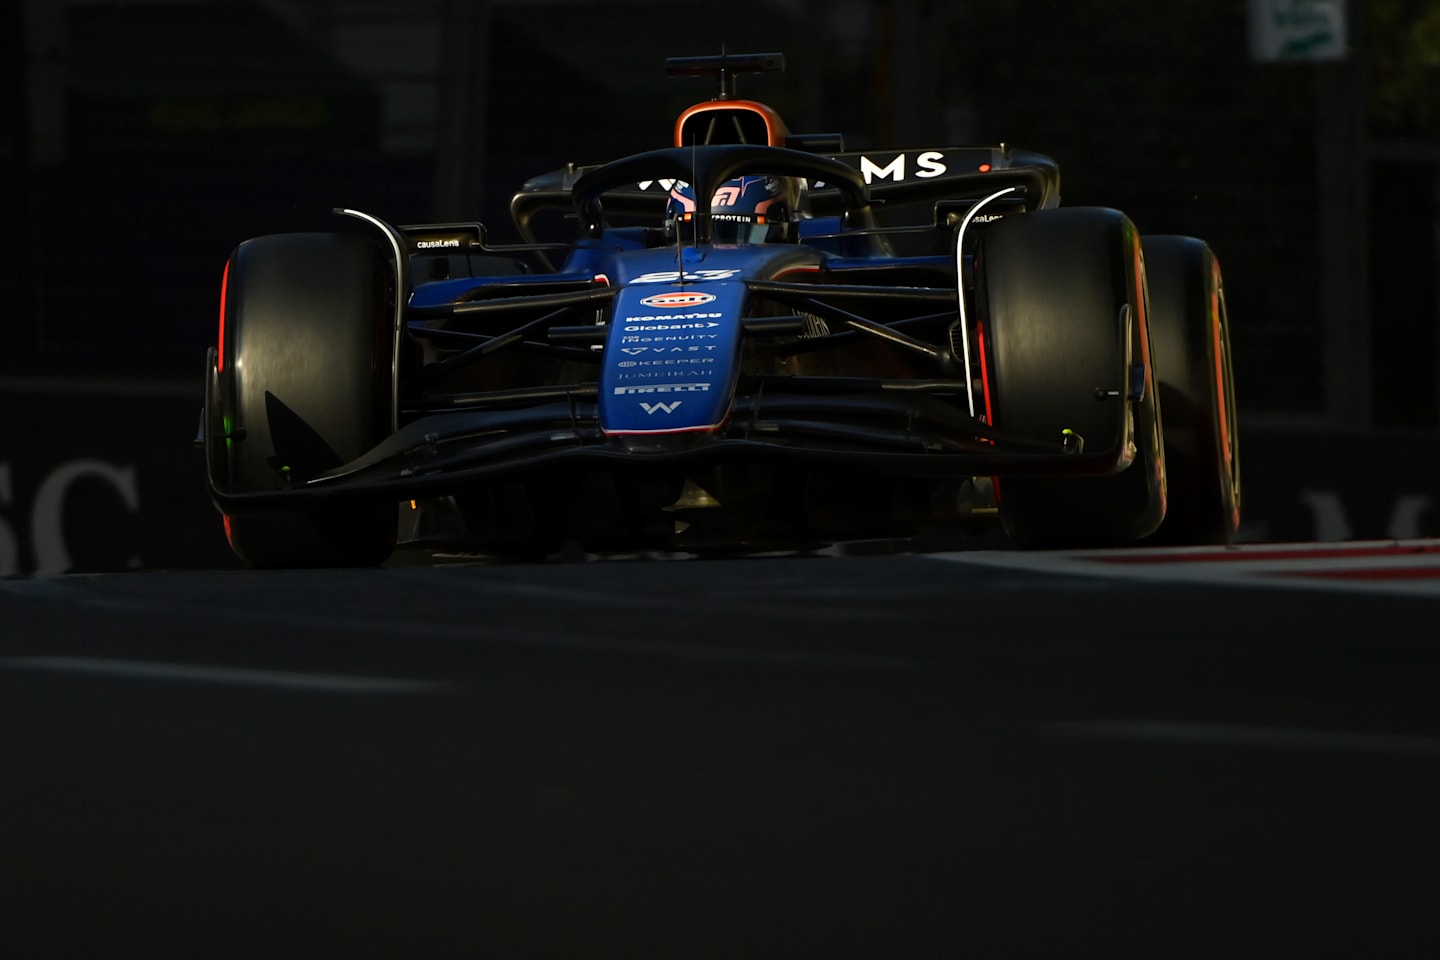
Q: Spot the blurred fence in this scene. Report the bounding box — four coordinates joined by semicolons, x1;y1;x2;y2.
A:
8;0;1439;427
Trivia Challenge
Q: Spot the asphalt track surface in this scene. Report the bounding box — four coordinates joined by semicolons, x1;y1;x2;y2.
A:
4;542;1439;959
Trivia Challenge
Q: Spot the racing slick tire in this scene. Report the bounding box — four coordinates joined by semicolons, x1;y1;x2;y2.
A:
209;232;397;568
1141;235;1241;545
978;207;1166;549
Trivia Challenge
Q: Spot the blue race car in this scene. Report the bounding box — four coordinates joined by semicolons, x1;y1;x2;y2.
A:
200;51;1240;567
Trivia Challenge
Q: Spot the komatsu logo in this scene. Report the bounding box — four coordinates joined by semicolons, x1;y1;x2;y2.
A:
623;312;722;324
640;291;717;308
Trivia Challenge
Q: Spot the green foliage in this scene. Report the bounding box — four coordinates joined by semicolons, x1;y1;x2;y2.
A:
1367;0;1440;140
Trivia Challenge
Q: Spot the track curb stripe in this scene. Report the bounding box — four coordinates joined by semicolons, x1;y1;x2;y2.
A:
927;539;1440;598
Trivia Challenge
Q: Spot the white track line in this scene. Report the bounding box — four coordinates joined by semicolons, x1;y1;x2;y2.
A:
0;656;453;694
1039;720;1440;758
0;576;917;672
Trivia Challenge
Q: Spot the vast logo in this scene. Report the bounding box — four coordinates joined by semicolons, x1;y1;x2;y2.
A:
640;291;717;309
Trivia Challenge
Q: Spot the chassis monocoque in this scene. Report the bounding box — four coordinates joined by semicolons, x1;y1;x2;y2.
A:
200;52;1240;568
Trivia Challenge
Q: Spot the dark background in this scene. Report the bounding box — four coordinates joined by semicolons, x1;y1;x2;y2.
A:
1;0;1437;573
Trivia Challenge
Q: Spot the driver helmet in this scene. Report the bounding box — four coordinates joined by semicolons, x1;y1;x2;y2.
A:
665;175;805;244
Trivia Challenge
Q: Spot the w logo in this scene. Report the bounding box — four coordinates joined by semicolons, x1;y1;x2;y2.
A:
639;401;682;415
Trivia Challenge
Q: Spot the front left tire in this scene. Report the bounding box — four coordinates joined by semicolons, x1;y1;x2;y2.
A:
207;232;397;568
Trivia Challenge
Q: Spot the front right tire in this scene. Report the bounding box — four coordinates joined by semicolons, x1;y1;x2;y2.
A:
1142;234;1241;545
978;207;1166;548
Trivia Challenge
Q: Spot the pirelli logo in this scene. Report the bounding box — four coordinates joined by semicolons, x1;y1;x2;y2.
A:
613;383;711;395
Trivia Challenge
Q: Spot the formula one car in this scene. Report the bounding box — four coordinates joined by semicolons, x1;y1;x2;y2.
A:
199;51;1240;567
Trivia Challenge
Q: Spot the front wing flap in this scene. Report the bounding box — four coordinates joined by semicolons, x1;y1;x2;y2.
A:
206;377;1135;514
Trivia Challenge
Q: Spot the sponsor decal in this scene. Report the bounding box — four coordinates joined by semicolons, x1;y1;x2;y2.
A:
622;322;721;333
622;312;722;323
416;238;463;249
613;383;711;395
639;401;683;415
616;333;720;345
1295;491;1433;542
631;270;741;284
0;459;141;576
620;345;718;355
619;371;706;381
639;291;717;309
617;358;716;368
857;151;949;184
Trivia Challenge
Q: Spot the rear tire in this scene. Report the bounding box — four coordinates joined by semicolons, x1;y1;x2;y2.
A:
1142;235;1241;545
979;207;1166;548
209;232;397;568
